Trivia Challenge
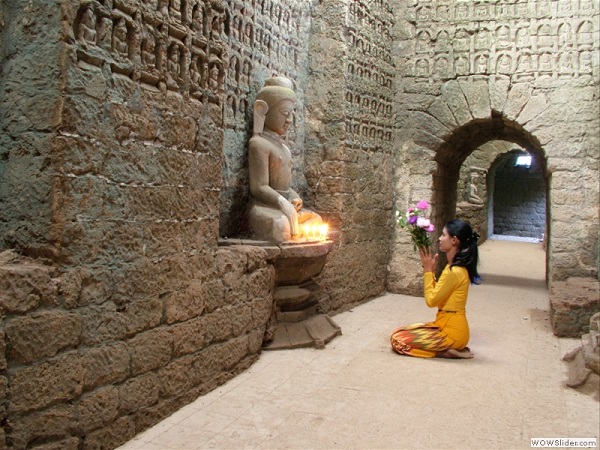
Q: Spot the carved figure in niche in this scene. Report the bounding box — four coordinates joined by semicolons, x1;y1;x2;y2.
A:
415;58;429;77
166;44;182;89
559;23;573;47
497;3;510;18
211;14;223;40
416;31;430;53
516;27;531;47
476;3;489;18
229;55;240;84
112;19;128;56
435;31;450;52
517;54;533;73
239;98;248;121
240;59;251;87
558;0;572;13
468;169;487;205
475;29;490;49
97;17;112;50
580;0;593;12
579;51;592;73
496;54;512;74
496;26;511;49
454;29;470;52
190;53;205;87
475;54;488;74
537;24;553;49
578;21;594;45
538;53;553;72
208;60;221;92
246;76;322;242
243;22;253;45
77;7;97;44
538;0;552;16
436;5;449;21
559;52;574;74
433;56;450;79
191;3;204;34
169;0;181;21
232;15;241;41
416;6;431;21
516;3;529;16
141;26;156;68
455;55;469;75
226;95;236;122
456;3;468;20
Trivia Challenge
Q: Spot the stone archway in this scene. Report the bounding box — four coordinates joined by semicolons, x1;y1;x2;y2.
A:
391;75;597;295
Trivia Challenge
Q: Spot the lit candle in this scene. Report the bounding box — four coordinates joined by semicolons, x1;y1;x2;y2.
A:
320;224;329;240
303;224;310;240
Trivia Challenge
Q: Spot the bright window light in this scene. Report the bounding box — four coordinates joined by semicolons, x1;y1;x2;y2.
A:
515;155;532;167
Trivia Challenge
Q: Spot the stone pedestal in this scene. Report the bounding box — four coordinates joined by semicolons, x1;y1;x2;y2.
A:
218;239;341;350
265;240;341;350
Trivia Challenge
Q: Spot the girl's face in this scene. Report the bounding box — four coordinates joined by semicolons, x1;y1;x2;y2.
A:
438;227;459;253
264;99;294;136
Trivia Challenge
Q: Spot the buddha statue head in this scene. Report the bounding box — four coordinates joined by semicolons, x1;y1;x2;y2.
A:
253;76;296;136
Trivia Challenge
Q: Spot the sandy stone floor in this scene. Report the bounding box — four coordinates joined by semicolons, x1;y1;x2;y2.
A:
118;240;599;450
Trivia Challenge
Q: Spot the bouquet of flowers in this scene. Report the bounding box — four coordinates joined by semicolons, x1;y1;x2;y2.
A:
396;200;435;251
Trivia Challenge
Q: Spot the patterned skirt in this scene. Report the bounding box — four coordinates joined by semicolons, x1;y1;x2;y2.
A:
390;322;455;358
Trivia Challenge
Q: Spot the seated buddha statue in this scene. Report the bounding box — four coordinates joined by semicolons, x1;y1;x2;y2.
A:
246;76;322;242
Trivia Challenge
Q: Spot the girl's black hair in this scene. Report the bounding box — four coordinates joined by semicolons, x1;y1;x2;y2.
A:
446;219;480;284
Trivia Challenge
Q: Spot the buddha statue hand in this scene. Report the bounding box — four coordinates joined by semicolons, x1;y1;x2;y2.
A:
291;198;303;211
278;196;299;236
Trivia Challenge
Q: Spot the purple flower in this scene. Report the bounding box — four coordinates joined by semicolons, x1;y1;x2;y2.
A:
416;200;429;210
408;215;418;225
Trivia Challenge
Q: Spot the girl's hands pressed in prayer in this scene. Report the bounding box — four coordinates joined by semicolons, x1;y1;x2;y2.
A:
419;247;438;273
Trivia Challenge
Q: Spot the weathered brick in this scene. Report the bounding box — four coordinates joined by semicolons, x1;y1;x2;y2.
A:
128;328;172;376
118;372;160;416
8;404;74;449
5;310;81;364
81;415;136;450
9;353;84;414
171;316;208;357
0;263;56;315
76;387;119;435
164;280;205;324
80;342;130;390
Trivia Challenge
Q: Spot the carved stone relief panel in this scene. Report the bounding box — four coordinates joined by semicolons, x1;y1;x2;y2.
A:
73;0;227;103
345;1;394;151
407;0;598;83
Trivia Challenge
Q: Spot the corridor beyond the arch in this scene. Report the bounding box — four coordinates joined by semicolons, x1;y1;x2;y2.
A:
119;240;599;450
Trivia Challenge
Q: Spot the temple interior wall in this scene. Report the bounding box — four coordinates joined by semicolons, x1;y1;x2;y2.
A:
0;0;598;448
388;0;599;294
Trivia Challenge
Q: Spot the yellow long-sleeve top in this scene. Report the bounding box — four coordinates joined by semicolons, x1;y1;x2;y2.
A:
423;264;470;349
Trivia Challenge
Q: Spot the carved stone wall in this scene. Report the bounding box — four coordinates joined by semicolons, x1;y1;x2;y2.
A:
389;0;599;294
0;0;273;448
306;0;395;312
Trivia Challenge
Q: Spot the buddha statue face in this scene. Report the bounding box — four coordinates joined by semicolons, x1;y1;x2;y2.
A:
254;76;296;136
264;99;294;136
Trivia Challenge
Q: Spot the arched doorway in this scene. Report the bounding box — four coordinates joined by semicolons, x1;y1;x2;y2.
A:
489;149;546;241
430;115;550;281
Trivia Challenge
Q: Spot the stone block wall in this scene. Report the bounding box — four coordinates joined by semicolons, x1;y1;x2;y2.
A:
0;246;273;449
0;0;276;447
493;153;546;238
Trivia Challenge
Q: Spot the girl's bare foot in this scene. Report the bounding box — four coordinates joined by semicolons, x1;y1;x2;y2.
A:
437;348;474;359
